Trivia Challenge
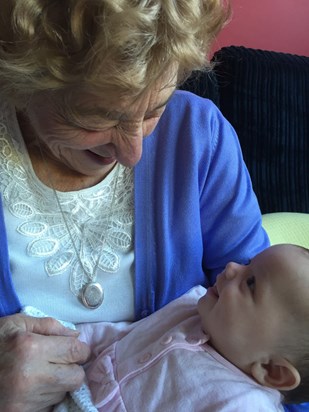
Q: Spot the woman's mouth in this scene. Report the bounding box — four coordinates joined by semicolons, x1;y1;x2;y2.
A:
86;150;116;165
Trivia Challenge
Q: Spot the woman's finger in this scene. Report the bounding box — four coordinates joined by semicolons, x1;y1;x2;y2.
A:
0;313;79;338
41;334;91;364
0;321;90;411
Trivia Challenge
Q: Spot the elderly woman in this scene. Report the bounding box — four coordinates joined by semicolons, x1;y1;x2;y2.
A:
0;1;273;411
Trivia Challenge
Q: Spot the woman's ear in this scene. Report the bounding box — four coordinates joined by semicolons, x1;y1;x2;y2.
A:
251;358;301;391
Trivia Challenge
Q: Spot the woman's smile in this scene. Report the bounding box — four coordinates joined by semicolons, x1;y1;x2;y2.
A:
85;150;116;166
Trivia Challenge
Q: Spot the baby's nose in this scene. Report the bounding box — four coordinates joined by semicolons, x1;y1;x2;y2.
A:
224;261;243;280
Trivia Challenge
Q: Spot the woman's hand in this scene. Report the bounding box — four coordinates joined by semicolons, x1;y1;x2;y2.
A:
0;313;91;412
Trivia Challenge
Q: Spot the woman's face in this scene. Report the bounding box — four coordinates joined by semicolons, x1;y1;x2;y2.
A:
23;75;176;179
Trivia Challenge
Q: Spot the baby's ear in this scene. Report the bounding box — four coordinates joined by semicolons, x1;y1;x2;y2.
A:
251;358;300;391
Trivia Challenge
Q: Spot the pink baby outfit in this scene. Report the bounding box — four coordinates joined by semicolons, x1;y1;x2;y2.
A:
78;286;284;412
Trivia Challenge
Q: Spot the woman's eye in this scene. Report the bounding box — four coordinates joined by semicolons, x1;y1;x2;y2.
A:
246;276;255;293
144;114;158;122
144;107;166;121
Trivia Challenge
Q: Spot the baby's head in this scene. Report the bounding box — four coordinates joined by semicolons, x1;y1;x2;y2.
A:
198;244;309;403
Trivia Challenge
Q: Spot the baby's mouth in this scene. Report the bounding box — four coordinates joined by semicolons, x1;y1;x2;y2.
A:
206;284;219;299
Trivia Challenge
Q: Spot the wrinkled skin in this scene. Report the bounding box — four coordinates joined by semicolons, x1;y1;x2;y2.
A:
0;314;90;412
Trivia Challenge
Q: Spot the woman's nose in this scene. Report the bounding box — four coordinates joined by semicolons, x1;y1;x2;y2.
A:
116;115;160;167
118;124;145;167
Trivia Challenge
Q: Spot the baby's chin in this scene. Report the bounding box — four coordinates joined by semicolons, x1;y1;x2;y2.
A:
197;293;207;314
197;285;219;316
197;297;211;329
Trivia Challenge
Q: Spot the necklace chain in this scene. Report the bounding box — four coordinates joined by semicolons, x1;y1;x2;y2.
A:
37;141;121;309
50;164;120;281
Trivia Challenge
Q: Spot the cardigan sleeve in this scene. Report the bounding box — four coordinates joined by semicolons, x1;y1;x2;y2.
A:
0;194;21;316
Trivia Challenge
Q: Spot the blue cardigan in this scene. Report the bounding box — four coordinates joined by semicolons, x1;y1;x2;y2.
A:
134;91;269;318
1;91;269;318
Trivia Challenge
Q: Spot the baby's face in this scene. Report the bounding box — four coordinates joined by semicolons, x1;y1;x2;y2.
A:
198;244;309;372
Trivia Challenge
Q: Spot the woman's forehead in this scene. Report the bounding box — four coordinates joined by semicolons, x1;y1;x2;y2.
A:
60;80;176;121
84;90;173;115
71;66;177;106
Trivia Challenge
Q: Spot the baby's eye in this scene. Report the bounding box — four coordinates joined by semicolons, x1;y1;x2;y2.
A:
246;275;256;293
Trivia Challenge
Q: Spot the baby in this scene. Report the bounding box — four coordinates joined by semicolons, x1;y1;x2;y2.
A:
197;243;309;407
31;244;309;411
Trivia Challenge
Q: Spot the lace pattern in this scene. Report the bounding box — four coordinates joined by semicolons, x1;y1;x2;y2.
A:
0;103;134;297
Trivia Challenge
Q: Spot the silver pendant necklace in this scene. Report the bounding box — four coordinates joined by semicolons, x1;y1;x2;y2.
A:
37;141;120;309
81;282;104;309
51;163;120;309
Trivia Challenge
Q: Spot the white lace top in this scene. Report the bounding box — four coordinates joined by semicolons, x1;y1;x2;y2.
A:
0;101;135;323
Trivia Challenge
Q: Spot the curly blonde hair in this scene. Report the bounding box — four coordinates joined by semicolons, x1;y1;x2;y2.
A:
0;0;230;108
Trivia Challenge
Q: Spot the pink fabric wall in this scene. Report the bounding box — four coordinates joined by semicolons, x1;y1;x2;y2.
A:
212;0;309;56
